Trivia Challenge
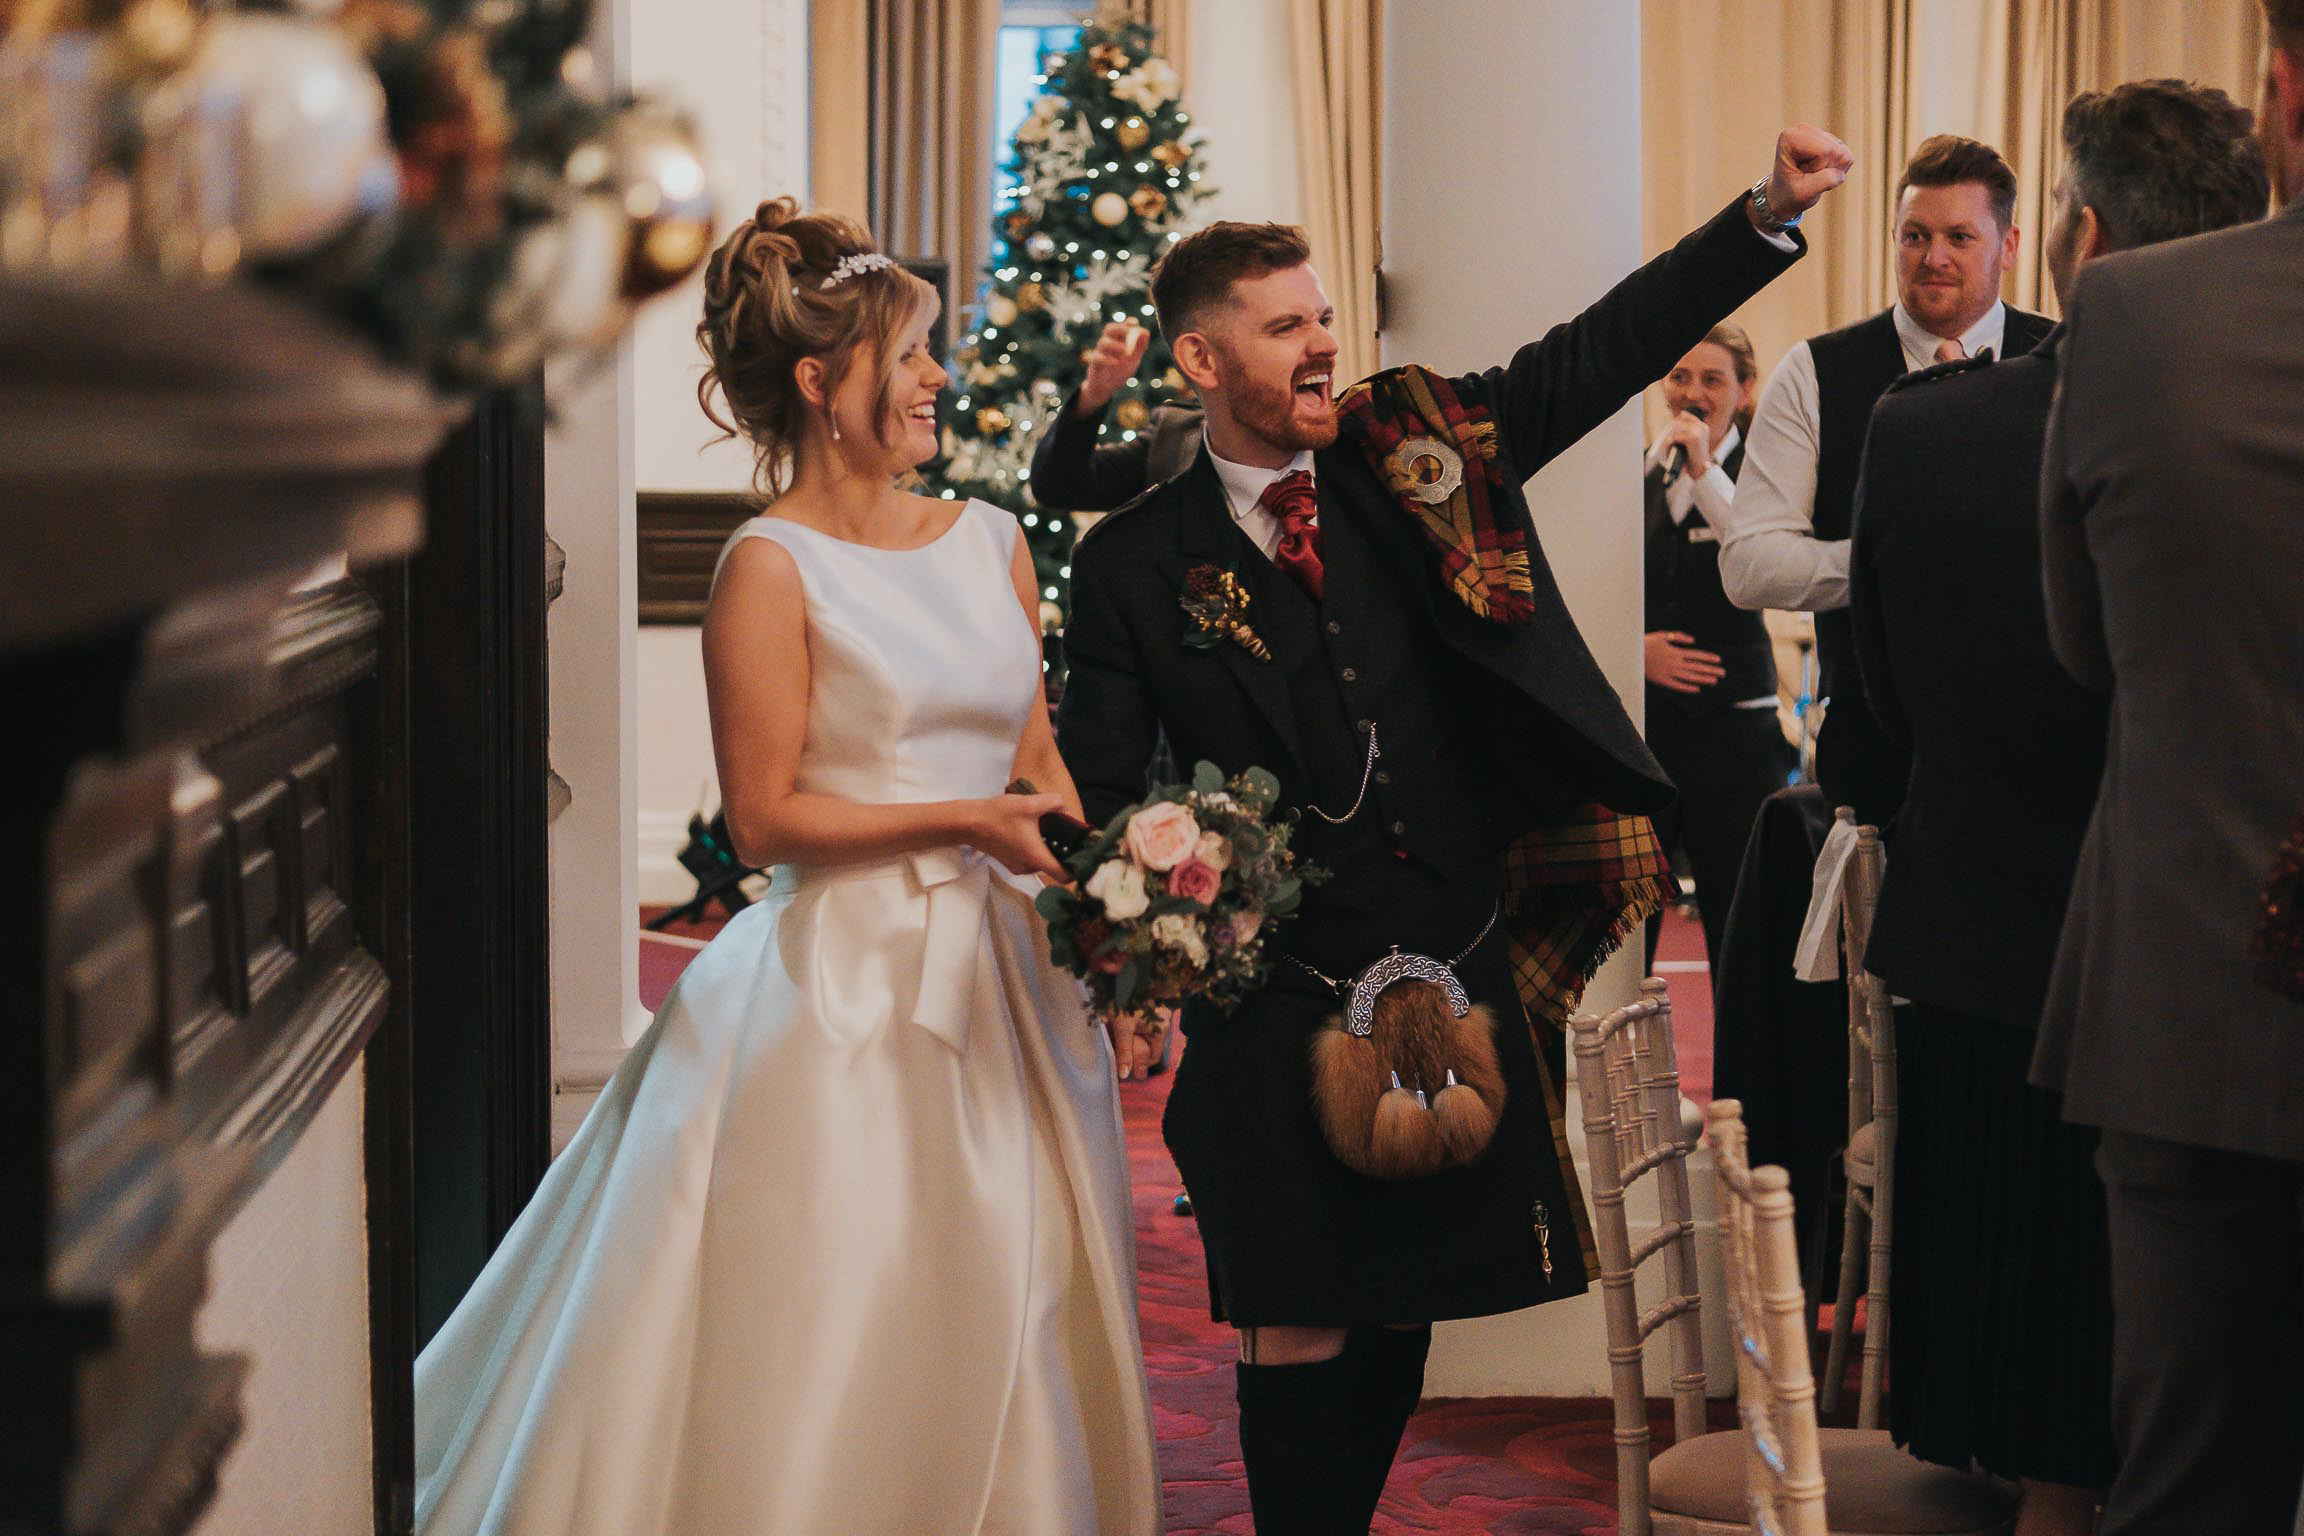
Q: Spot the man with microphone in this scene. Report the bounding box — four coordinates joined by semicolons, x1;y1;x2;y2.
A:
1643;323;1791;981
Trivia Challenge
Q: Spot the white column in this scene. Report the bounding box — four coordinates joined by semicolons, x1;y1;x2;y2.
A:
629;0;810;906
546;0;645;1147
1381;0;1731;1397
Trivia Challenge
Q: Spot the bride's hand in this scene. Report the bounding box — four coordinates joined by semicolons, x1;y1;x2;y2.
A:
1104;1006;1169;1080
971;791;1068;881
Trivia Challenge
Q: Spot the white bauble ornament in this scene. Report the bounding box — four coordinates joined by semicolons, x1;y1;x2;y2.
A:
1091;191;1129;227
1025;231;1057;261
539;194;637;348
475;193;632;380
986;293;1019;326
166;13;394;261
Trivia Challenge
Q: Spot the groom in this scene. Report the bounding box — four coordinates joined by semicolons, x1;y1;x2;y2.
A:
1057;125;1848;1532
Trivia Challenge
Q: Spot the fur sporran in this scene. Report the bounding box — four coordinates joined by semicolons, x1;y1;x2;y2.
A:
1310;979;1507;1180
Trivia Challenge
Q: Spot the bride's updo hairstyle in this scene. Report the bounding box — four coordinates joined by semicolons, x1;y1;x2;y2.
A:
697;197;939;494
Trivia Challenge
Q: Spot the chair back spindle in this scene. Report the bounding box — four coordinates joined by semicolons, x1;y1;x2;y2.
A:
1708;1099;1829;1536
1571;977;1707;1536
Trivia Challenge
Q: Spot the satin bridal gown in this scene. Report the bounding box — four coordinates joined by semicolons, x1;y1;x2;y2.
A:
414;498;1161;1536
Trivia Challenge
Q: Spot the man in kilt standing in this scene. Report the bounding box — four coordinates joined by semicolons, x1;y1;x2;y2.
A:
1056;125;1849;1532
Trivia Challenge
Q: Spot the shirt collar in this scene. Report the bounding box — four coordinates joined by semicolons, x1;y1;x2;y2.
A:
1205;433;1315;524
1892;299;2007;370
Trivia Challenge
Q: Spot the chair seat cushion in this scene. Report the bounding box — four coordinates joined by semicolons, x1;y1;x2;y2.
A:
1846;1120;1878;1186
1652;1426;2017;1533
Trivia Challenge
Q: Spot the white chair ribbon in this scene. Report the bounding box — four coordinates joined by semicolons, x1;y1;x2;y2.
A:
1794;812;1862;983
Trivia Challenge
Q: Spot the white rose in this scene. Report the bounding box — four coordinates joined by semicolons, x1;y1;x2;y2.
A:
1151;912;1209;968
1086;858;1151;921
1194;829;1233;872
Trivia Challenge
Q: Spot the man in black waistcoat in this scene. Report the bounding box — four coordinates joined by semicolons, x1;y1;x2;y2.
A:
1642;323;1793;977
1844;82;2269;1531
1056;125;1849;1533
1704;135;2054;822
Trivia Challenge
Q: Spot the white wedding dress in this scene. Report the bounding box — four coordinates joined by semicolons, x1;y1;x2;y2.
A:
414;499;1161;1535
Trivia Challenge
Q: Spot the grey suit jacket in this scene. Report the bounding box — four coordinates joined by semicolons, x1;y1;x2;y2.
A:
2033;200;2304;1160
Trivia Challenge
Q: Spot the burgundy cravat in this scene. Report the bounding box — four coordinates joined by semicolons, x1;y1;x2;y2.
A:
1258;469;1324;600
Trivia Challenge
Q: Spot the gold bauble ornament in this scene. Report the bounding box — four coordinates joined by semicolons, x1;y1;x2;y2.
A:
1016;281;1048;312
1151;140;1190;169
1091;191;1129;227
565;102;716;300
976;406;1014;435
1089;41;1129;72
1037;599;1065;634
1116;116;1151;151
1162;367;1186;392
986;293;1019;326
1113;398;1151;430
1128;185;1167;220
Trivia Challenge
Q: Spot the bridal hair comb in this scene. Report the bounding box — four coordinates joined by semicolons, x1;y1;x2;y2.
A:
822;251;897;289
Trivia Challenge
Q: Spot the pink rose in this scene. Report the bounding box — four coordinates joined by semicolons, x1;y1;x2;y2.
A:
1122;800;1203;872
1166;858;1221;905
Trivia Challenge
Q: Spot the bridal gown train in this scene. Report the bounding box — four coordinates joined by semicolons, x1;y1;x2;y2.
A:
414;499;1162;1535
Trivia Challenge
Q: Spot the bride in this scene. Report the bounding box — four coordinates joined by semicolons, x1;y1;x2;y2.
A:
413;197;1162;1535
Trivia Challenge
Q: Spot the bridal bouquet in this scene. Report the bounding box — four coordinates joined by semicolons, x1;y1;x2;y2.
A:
1035;763;1319;1017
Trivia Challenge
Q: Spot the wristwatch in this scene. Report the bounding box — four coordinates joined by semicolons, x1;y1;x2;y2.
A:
1749;175;1802;234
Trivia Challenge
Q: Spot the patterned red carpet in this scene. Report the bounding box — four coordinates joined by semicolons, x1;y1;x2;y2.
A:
639;906;1738;1531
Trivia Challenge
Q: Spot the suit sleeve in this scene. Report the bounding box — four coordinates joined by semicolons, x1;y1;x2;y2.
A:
2039;285;2113;692
1847;404;1912;748
1054;540;1163;826
1472;194;1804;477
1028;394;1159;512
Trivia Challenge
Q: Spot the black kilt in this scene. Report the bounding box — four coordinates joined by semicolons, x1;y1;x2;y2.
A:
1164;869;1590;1327
1890;1002;2119;1486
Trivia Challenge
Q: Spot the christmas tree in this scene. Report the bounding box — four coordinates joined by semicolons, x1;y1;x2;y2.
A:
930;15;1210;613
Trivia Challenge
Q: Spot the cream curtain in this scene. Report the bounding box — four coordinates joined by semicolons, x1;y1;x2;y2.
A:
862;0;1002;316
1980;0;2266;311
1288;0;1383;385
1642;0;2266;383
811;0;871;221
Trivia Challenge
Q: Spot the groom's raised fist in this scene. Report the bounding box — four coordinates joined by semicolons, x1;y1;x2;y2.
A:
1076;319;1153;416
1763;123;1854;221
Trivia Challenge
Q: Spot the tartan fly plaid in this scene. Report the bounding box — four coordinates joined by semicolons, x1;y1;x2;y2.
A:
1337;366;1537;625
1503;806;1675;1274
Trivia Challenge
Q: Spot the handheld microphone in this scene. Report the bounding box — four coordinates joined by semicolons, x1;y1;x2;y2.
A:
1659;407;1705;487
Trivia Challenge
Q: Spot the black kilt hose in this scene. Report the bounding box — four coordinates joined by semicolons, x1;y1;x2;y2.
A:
1166;857;1585;1326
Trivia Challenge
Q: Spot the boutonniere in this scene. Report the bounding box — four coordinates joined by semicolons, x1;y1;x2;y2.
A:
1180;563;1271;662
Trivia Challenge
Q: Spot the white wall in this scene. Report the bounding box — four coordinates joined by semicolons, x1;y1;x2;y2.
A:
549;0;648;1141
629;0;810;908
1182;0;1302;229
1383;0;1728;1399
631;0;811;494
195;1066;372;1536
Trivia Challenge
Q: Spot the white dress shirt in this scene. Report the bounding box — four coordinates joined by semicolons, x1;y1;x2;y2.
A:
1705;300;2007;612
1205;435;1315;560
1644;422;1741;527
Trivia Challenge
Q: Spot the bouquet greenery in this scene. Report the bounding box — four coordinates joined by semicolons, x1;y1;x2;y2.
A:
1035;762;1320;1017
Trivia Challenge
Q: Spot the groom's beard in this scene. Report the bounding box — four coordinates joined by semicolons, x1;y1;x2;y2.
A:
1214;352;1340;455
